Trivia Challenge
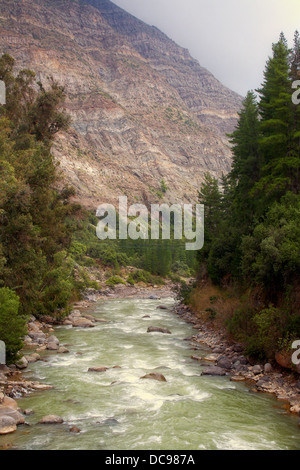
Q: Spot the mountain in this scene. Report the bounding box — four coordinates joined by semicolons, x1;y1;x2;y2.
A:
0;0;242;207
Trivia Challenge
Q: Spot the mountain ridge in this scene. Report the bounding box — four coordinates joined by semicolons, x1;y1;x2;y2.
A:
0;0;243;208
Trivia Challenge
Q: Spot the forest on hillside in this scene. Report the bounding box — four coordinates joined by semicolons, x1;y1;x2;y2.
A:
194;32;300;360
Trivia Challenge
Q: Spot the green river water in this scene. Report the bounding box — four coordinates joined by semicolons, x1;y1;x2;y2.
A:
1;296;300;450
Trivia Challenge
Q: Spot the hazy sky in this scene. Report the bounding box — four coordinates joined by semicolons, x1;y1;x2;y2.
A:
113;0;300;96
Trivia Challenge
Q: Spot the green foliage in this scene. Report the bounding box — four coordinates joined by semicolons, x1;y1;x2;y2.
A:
175;280;195;305
105;276;126;288
160;179;168;193
127;269;165;286
195;33;300;360
0;288;26;363
241;193;300;290
0;54;80;321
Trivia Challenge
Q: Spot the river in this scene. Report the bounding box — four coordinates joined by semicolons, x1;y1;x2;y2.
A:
2;296;300;450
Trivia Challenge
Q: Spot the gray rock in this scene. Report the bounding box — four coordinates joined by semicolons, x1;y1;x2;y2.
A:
25;353;40;363
264;363;273;373
72;318;95;328
0;407;25;425
237;355;248;365
47;335;59;345
47;342;59;351
140;373;167;382
39;415;64;424
88;367;108;373
28;332;46;344
201;366;226;376
0;416;17;435
16;356;28;370
252;365;263;375
147;327;171;334
217;357;232;369
233;343;244;353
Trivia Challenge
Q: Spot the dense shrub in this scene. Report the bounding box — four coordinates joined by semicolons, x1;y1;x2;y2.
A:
0;288;26;363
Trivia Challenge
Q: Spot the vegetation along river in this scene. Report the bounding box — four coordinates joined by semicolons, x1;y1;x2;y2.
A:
2;296;300;450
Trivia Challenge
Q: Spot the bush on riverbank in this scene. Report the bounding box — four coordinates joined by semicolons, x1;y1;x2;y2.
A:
0;288;26;363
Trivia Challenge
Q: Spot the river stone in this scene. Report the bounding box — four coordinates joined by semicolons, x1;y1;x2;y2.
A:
28;332;46;344
58;347;69;354
72;318;95;328
39;415;64;424
25;353;41;363
204;354;220;362
0;416;17;435
252;365;263;375
82;314;96;322
140;373;167;382
48;335;59;345
2;396;18;410
191;355;202;361
88;367;108;373
0;407;25;425
201;366;226;376
70;310;81;317
217;357;232;369
156;305;168;310
147;327;171;334
70;426;81;433
30;383;53;391
16;356;28;370
27;322;40;332
264;363;273;373
230;376;246;382
47;342;59;351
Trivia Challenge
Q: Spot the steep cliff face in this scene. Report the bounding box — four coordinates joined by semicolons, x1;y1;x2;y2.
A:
0;0;242;207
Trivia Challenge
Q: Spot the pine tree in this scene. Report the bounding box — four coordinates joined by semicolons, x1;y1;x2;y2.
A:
228;91;262;224
256;34;299;197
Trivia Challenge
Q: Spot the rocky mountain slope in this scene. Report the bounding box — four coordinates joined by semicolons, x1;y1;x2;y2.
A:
0;0;242;207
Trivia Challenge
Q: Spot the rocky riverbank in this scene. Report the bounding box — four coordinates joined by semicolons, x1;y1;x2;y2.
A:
2;281;299;438
0;283;176;436
173;302;300;420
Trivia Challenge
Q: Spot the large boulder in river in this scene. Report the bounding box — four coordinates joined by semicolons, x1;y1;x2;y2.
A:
39;415;64;424
1;397;18;410
0;416;17;435
16;356;28;370
147;327;171;334
72;318;95;328
0;406;25;425
140;373;167;382
201;366;226;377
